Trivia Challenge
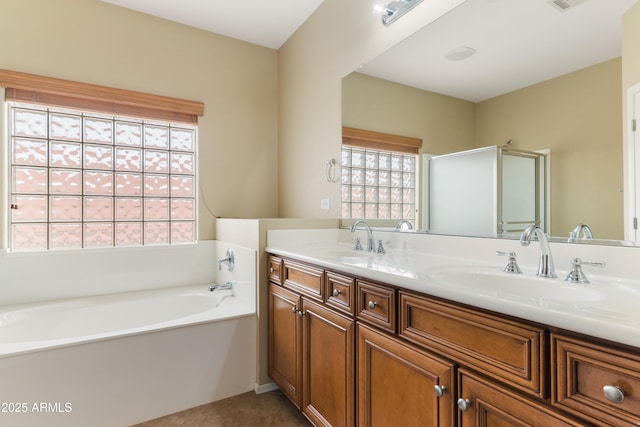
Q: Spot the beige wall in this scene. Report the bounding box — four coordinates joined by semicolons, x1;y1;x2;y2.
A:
342;72;476;155
0;0;279;243
477;58;623;239
278;0;467;218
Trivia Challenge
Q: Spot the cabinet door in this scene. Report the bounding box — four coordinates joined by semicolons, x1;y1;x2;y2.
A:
268;283;302;408
457;369;585;427
357;323;455;427
301;298;355;427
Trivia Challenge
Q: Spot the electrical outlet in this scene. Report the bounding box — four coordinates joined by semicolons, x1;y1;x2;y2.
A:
320;198;330;210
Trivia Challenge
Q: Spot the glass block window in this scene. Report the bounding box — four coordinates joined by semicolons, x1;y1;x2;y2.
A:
9;102;197;251
341;146;416;225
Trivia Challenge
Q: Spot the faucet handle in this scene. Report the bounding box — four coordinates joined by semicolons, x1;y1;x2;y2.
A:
217;249;235;272
565;257;605;284
375;240;390;254
353;237;363;251
496;251;522;274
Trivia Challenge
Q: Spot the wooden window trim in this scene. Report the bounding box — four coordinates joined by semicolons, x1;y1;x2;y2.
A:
342;126;422;154
0;69;204;124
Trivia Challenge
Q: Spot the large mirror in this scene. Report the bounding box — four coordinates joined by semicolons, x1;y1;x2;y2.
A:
342;0;636;244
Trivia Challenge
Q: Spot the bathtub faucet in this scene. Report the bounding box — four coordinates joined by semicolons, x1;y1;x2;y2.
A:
209;281;233;292
218;249;235;272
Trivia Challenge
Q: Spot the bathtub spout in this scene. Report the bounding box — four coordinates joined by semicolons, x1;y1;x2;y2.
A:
209;281;233;292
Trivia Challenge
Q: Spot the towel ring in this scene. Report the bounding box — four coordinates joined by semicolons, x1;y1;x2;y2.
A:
324;158;337;182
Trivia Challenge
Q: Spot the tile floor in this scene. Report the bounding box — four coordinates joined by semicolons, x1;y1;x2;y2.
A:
132;389;311;427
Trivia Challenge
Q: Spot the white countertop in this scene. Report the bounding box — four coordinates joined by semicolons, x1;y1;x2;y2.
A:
267;228;640;349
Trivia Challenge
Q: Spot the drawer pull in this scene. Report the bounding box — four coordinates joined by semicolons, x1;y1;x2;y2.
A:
433;385;447;397
368;301;379;309
603;385;625;404
333;289;342;297
457;398;471;412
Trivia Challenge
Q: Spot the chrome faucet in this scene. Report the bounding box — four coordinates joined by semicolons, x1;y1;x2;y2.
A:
394;219;414;230
350;220;374;252
218;249;235;272
520;225;556;278
568;223;593;242
209;281;233;292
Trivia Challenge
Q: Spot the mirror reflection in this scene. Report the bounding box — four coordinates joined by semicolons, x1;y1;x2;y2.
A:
342;0;636;243
427;145;547;237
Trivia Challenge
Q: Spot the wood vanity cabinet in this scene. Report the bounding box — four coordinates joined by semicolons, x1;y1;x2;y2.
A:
268;254;640;427
268;257;355;426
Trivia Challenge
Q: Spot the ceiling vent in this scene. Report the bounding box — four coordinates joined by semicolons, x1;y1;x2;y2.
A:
548;0;588;12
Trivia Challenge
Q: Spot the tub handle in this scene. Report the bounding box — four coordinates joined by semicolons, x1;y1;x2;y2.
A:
218;249;235;272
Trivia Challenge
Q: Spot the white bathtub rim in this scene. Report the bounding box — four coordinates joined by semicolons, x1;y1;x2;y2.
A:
0;284;255;359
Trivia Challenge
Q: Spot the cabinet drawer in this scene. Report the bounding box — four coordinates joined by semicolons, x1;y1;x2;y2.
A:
268;255;283;284
326;271;355;316
357;280;396;333
552;334;640;427
283;259;324;301
399;291;547;398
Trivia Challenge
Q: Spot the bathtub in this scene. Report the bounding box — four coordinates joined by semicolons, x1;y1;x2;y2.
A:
0;283;252;357
0;242;258;427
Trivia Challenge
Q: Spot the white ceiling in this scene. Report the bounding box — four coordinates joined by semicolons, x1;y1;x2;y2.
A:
101;0;325;50
102;0;635;102
360;0;636;102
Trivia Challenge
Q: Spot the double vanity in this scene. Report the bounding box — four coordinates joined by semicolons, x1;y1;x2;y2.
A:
266;228;640;426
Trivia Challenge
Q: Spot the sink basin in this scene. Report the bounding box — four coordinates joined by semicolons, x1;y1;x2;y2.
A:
304;247;374;263
303;247;425;279
318;248;373;259
429;267;604;303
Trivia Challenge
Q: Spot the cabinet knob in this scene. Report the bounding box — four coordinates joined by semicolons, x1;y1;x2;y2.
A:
297;310;305;317
270;267;275;273
333;289;342;297
291;306;297;314
368;301;378;310
433;385;447;397
603;385;625;404
457;398;471;412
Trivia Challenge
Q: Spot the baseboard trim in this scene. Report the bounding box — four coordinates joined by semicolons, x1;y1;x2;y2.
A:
254;382;279;394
